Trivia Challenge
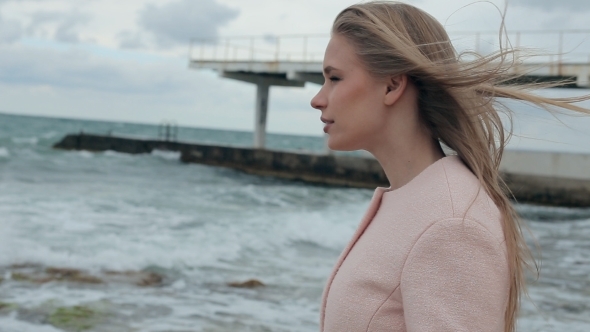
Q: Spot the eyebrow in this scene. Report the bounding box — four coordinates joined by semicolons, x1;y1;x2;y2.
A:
323;66;338;75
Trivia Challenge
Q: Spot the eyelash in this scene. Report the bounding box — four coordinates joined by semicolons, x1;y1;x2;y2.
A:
329;76;341;82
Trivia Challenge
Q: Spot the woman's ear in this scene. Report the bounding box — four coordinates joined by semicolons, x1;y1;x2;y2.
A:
384;74;407;106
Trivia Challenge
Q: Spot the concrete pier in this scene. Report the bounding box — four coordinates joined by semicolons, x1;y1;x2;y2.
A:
53;133;387;188
53;133;590;207
188;32;590;153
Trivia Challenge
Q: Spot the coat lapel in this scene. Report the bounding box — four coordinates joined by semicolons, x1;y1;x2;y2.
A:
319;188;386;330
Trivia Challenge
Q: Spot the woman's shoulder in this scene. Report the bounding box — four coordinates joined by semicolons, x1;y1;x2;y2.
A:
380;155;504;243
438;156;504;242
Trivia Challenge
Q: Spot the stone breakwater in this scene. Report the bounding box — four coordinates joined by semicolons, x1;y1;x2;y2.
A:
5;265;163;287
53;133;590;207
0;264;167;331
0;263;269;331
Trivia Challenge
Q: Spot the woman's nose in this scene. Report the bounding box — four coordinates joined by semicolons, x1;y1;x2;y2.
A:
310;89;326;110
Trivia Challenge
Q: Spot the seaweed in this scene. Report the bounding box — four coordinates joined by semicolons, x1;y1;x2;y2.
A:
48;305;98;331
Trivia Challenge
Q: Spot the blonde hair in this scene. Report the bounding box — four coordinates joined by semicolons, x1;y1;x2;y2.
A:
332;2;590;331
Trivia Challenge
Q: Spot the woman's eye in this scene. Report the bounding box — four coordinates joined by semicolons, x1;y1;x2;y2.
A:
329;76;341;82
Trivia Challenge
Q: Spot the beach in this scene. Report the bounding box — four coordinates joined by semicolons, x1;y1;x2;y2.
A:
0;112;589;331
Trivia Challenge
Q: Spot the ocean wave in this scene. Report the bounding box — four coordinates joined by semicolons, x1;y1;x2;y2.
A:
0;212;242;272
41;131;58;139
281;208;358;251
102;150;132;158
516;203;590;222
11;137;38;145
75;150;94;158
0;147;10;158
150;149;181;160
0;316;62;332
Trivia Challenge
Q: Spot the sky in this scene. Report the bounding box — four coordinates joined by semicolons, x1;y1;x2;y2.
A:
0;0;589;136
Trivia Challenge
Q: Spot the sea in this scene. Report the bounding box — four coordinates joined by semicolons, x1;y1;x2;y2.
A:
0;104;589;331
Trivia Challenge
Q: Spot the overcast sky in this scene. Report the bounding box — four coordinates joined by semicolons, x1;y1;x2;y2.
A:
1;0;589;136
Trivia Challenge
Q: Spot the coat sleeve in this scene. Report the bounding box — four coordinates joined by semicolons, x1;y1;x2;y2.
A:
400;218;509;332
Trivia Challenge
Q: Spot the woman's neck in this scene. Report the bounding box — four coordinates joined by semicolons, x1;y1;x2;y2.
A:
361;80;445;191
368;133;445;191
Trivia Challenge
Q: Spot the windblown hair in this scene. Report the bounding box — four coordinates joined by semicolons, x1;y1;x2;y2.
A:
332;2;590;332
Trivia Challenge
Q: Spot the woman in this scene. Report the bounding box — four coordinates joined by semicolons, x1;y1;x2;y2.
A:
310;2;590;332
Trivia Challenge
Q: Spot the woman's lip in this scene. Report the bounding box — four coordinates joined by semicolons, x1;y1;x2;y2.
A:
321;117;334;133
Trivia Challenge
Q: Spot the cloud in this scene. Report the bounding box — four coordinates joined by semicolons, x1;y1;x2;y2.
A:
510;0;590;11
117;30;146;49
138;0;239;47
0;42;266;134
0;15;23;43
27;9;92;43
0;0;93;44
0;0;26;43
0;43;193;94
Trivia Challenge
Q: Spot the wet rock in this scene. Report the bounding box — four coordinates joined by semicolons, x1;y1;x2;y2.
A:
9;268;103;284
70;274;103;284
47;305;97;332
46;267;82;277
0;301;17;311
11;272;31;281
7;265;165;287
136;272;163;287
228;279;265;288
103;270;164;287
10;263;40;269
45;268;103;284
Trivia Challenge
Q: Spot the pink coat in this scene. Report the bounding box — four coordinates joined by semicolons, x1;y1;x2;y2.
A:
320;156;509;331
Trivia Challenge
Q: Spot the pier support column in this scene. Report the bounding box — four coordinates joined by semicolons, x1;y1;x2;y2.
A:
577;67;589;88
254;84;270;149
219;71;305;149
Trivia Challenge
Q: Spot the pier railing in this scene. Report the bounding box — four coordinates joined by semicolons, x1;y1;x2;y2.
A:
189;29;590;65
189;34;330;63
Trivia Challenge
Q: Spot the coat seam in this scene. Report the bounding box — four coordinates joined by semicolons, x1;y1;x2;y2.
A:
400;217;505;284
440;159;456;217
365;285;400;331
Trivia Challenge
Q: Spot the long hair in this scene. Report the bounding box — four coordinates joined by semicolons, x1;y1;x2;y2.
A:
332;2;590;331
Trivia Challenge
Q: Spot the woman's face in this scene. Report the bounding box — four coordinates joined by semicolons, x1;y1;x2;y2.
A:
310;34;389;151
